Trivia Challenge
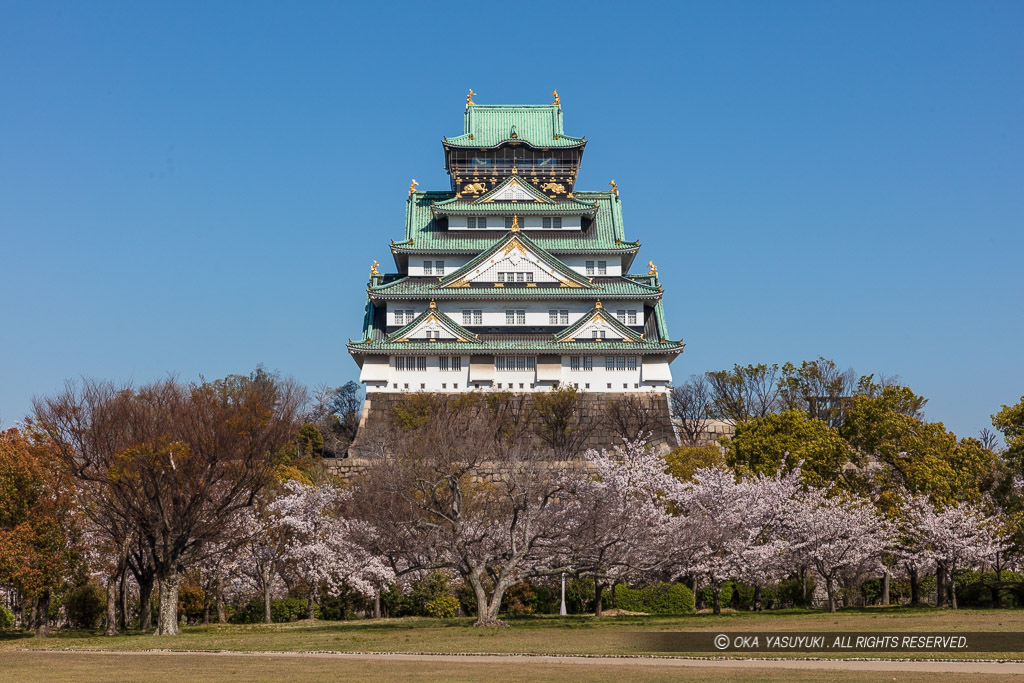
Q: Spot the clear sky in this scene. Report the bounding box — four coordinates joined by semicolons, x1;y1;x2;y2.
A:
1;1;1021;439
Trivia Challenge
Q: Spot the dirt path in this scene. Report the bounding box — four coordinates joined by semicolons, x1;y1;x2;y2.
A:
22;649;1024;675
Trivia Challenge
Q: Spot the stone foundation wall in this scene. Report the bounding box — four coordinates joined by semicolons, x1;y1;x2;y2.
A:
338;391;680;472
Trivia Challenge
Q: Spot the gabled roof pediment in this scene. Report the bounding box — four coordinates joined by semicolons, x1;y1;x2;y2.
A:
387;302;481;343
553;302;643;343
472;175;554;204
436;231;595;289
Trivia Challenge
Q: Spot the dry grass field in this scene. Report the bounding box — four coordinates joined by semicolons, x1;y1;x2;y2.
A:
4;608;1024;681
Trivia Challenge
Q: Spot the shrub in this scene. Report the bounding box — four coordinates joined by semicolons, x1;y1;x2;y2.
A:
65;581;105;629
178;583;205;624
454;582;477;617
566;577;594;614
409;572;453;616
614;582;695;615
229;597;320;624
424;595;459;619
503;583;536;616
775;575;816;608
0;605;15;629
698;583;733;610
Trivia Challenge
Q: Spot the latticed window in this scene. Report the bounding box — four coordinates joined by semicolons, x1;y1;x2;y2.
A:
505;216;515;229
542;217;562;229
585;261;595;275
570;356;580;371
495;356;536;372
467;217;488;229
591;329;606;339
396;356;428;372
506;309;526;325
598;261;607;275
394;309;415;325
436;261;445;275
549;309;568;325
627;309;637;325
423;261;433;275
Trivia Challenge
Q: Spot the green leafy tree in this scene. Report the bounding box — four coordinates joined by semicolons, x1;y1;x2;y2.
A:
723;410;861;490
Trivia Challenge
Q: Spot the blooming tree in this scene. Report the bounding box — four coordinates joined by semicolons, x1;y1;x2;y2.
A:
787;488;891;613
556;439;678;615
669;466;801;614
900;495;1002;609
271;480;393;619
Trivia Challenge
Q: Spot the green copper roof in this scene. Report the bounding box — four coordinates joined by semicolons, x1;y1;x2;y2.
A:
385;304;482;344
394;191;636;255
368;275;662;301
553;304;643;342
349;336;682;355
444;104;585;149
436;231;596;289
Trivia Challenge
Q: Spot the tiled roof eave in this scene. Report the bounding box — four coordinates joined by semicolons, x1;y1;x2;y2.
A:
442;137;585;150
348;340;684;354
369;291;664;301
390;244;640;255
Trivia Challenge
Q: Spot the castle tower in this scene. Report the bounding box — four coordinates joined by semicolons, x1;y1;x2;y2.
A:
348;96;683;396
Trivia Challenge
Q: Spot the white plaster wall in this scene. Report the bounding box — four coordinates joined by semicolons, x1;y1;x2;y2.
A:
369;354;671;393
560;255;623;276
407;256;472;277
448;216;582;231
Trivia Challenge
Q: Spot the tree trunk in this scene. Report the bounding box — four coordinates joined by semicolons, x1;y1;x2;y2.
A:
946;565;954;610
307;584;318;621
826;577;837;614
882;569;890;606
610;580;618;610
202;594;211;625
156;571;182;636
993;552;1003;607
712;584;721;616
373;591;381;619
263;566;273;624
800;567;808;606
34;590;50;637
105;575;119;636
753;585;762;612
216;574;226;624
594;581;604;618
936;563;946;608
119;571;129;631
467;570;507;627
692;576;702;610
139;575;155;632
908;566;920;607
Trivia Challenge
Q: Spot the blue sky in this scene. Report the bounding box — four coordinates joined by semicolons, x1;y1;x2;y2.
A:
1;1;1021;439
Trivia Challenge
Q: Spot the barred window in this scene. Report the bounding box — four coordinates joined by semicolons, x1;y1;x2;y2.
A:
495;356;536;372
570;356;580;371
604;356;638;371
394;309;415;325
467;217;487;229
605;356;615;371
585;260;595;275
626;356;637;371
439;356;448;371
504;216;515;229
436;261;445;275
616;309;626;322
583;356;593;371
549;309;569;325
506;309;526;325
473;310;482;324
438;356;461;371
598;260;607;275
542;217;562;229
416;357;427;371
396;356;428;372
423;261;433;275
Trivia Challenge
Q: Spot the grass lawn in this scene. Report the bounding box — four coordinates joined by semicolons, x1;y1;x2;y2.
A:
2;651;1022;683
3;607;1023;660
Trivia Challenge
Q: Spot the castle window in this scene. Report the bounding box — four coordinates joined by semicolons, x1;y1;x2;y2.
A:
495;356;536;372
506;309;526;325
462;309;482;325
598;260;607;275
394;309;414;325
423;261;433;275
542;217;562;229
504;216;515;229
584;356;593;371
627;309;637;325
570;356;580;371
467;217;487;229
627;356;637;371
550;309;568;324
591;330;606;339
585;261;595;275
436;261;445;275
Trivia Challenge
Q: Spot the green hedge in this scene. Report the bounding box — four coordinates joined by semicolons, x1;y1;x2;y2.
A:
230;597;321;623
613;582;695;615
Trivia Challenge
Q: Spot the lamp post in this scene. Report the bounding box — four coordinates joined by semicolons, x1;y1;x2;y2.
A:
560;572;567;616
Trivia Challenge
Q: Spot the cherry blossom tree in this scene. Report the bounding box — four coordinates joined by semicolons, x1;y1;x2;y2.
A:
271;480;393;620
900;494;1002;609
668;466;801;614
352;392;570;627
556;439;678;616
787;488;891;613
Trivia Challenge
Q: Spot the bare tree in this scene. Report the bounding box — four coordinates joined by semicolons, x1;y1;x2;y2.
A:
706;363;785;424
533;386;592;459
33;370;304;635
352;392;570;627
979;428;1001;452
669;374;714;446
604;394;668;444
